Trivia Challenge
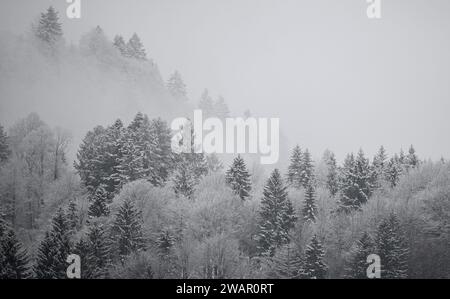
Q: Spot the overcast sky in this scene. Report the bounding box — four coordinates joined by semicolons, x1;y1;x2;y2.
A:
1;0;449;161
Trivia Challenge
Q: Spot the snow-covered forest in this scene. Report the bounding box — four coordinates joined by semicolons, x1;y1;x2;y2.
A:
0;7;449;279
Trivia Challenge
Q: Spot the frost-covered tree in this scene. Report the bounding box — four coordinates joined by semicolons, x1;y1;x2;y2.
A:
0;220;30;279
85;223;110;279
257;169;297;256
126;33;147;60
372;146;388;187
113;35;127;56
225;155;252;200
88;185;110;218
34;209;72;279
325;151;339;196
198;89;215;118
214;96;230;119
406;145;419;170
147;118;173;186
269;243;303;279
173;161;196;199
167;71;187;100
345;232;375;279
287;145;303;189
111;199;145;258
301;149;314;189
375;214;409;279
302;183;317;223
35;6;63;46
302;235;327;279
0;124;10;163
66;199;79;230
385;154;403;188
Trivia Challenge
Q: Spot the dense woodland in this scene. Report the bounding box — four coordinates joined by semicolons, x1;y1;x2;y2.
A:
0;7;449;279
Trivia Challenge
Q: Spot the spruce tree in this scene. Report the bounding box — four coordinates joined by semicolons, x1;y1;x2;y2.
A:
167;71;187;100
257;169;297;256
111;199;145;258
269;243;303;279
300;149;314;188
325;151;339;196
35;209;72;279
302;235;327;279
173;162;196;199
148;118;173;186
88;185;110;218
0;124;10;163
66;199;79;230
225;155;252;200
35;6;63;46
85;223;110;279
287;145;303;189
386;154;402;188
372;146;388;187
127;33;147;60
214;96;230;119
406;145;419;170
113;35;127;56
345;232;375;279
198;89;215;118
0;220;30;279
302;183;318;223
104;119;125;194
375;213;409;279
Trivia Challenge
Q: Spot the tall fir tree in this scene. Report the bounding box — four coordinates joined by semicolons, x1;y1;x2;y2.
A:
372;146;388;187
257;169;297;256
113;35;127;56
302;183;318;223
385;154;403;188
302;235;327;279
167;71;187;100
173;161;197;199
268;243;303;279
0;124;10;163
111;199;145;259
198;89;215;118
85;223;110;279
214;96;230;119
66;199;79;230
287;145;303;189
406;145;419;170
35;6;63;46
325;151;339;196
225;155;252;200
300;149;314;189
345;232;375;279
147;118;174;186
375;213;409;279
34;208;72;279
126;33;147;60
0;220;30;279
88;185;110;218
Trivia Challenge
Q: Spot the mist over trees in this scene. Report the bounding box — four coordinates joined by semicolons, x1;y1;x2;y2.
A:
0;7;449;279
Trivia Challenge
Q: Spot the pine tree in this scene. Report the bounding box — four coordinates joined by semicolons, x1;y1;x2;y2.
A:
302;183;318;223
269;243;303;279
225;155;252;200
406;145;419;170
302;235;327;279
325;151;339;196
173;161;196;199
88;185;110;218
0;124;10;163
0;220;30;279
257;169;297;256
372;146;388;187
66;199;79;230
287;145;303;189
385;154;403;188
104;119;125;194
126;33;147;60
198;89;215;118
147;118;173;186
345;232;375;279
300;149;314;189
73;238;89;279
111;199;145;258
35;209;72;279
35;6;63;46
113;35;127;56
375;213;409;279
167;71;187;100
85;223;110;279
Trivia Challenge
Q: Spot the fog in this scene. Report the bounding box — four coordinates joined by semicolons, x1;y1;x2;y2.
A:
1;0;450;162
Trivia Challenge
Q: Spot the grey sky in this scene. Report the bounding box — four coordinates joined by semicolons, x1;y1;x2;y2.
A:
1;0;449;161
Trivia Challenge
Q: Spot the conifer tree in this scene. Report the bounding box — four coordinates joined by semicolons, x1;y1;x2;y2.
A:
375;213;409;279
111;199;145;258
167;71;187;100
0;220;30;279
225;155;252;200
257;169;297;256
88;185;110;218
302;183;318;222
345;232;375;279
325;151;339;196
372;146;388;187
35;6;63;46
173;162;196;199
269;243;303;279
66;199;79;230
127;33;147;60
113;35;127;56
198;89;215;118
386;154;402;188
406;145;419;170
147;118;173;186
214;96;230;119
0;124;10;163
302;235;327;279
35;209;72;279
85;223;110;279
300;149;314;188
287;145;303;189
